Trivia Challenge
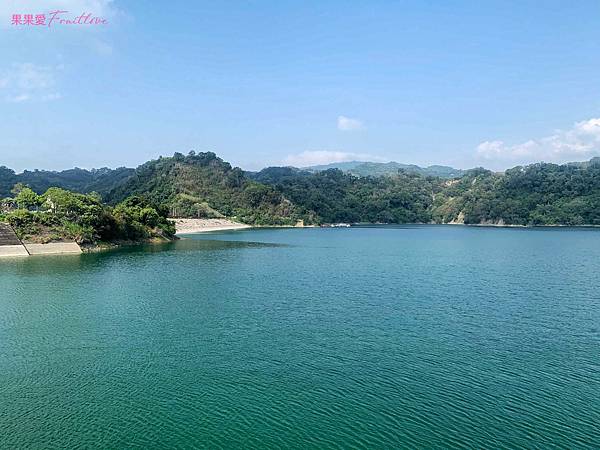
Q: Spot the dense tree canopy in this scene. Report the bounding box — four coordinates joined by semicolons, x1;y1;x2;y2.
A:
105;152;305;225
0;188;175;245
252;167;438;223
430;160;600;225
0;166;134;199
2;153;600;227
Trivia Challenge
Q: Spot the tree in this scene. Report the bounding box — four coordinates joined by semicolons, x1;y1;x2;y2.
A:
15;187;41;210
11;183;26;196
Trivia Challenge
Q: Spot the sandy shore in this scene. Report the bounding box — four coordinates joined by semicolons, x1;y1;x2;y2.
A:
174;218;251;234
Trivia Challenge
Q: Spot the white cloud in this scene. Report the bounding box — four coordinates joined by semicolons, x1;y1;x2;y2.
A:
14;62;54;89
0;0;118;27
8;93;31;103
0;63;62;103
41;92;62;101
337;115;365;131
283;150;385;167
476;118;600;166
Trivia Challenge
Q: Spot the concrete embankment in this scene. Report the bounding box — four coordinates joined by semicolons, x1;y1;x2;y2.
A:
0;223;29;258
0;244;29;257
0;222;83;258
24;243;82;255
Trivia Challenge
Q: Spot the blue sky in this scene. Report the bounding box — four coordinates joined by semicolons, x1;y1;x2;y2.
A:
1;0;600;172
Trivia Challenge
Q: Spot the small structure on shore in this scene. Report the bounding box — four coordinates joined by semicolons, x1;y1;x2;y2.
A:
321;223;352;228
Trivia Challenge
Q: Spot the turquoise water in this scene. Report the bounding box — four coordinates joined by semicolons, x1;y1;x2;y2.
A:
1;225;599;449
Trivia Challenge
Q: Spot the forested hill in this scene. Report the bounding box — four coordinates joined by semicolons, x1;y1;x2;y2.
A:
0;166;134;199
430;159;600;225
249;167;436;223
252;158;600;226
104;152;307;225
3;153;600;226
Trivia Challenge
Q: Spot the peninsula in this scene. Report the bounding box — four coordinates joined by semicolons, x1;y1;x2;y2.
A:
0;186;176;256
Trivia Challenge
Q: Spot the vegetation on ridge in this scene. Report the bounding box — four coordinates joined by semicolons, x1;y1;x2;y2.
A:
251;167;437;223
0;185;175;245
430;160;600;225
3;153;600;228
303;161;465;178
104;151;310;225
0;166;134;199
253;158;600;226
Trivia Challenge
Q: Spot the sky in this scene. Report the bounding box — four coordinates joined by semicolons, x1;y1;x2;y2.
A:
1;0;600;172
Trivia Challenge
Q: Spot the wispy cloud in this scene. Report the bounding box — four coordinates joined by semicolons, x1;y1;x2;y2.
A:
41;92;62;101
0;63;62;103
8;93;31;103
283;150;384;167
91;38;113;56
337;115;365;131
476;118;600;166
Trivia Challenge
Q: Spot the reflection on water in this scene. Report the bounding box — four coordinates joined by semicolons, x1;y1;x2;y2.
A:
0;238;286;276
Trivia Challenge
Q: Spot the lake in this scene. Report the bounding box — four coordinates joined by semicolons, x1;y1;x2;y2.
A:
1;225;599;448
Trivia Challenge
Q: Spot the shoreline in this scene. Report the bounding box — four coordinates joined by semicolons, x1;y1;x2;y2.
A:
444;222;600;228
353;222;600;228
3;221;597;259
174;218;252;235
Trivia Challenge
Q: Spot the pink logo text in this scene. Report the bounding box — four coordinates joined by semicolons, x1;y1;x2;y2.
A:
11;11;108;27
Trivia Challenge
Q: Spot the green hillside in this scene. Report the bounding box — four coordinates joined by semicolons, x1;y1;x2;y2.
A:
105;152;306;225
431;160;600;225
1;186;175;246
254;158;600;225
0;166;134;198
251;166;438;223
4;153;600;227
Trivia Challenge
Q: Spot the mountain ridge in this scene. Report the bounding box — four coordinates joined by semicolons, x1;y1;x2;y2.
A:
303;161;466;178
3;154;600;226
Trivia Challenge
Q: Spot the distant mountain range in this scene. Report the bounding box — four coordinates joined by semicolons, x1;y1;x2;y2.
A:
3;154;600;226
304;161;466;178
0;166;134;200
0;159;466;199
